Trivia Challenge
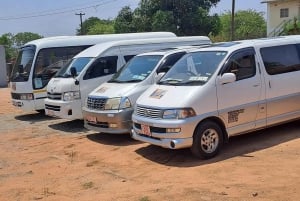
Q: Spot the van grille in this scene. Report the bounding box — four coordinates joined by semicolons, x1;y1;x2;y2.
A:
47;92;62;100
45;104;61;111
87;97;107;110
136;105;162;119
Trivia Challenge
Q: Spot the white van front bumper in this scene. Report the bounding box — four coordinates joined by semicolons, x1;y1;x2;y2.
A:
131;114;199;149
44;98;83;120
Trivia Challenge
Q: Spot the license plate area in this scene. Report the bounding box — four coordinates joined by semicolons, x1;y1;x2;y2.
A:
86;115;97;124
141;124;151;136
46;109;55;116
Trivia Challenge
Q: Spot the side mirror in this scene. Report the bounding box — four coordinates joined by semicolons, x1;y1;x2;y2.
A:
155;72;165;83
70;67;77;77
18;64;24;74
219;73;236;85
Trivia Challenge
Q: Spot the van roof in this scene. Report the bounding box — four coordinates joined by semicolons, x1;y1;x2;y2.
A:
22;32;177;49
190;35;300;53
136;45;205;56
75;36;211;58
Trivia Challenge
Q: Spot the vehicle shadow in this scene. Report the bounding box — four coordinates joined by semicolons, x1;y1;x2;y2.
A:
135;120;300;167
86;132;143;146
15;111;53;123
48;119;88;133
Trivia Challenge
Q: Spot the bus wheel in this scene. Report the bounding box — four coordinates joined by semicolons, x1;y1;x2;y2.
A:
191;121;223;159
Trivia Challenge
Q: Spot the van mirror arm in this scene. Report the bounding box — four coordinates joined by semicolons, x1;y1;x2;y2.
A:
70;67;79;85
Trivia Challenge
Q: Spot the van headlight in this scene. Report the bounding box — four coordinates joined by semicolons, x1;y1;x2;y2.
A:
19;93;34;100
63;91;80;101
162;108;196;119
104;97;131;110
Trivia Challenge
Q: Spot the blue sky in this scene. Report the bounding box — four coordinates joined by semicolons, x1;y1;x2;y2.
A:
0;0;266;37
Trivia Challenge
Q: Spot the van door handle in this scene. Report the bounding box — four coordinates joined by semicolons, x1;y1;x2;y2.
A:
253;84;260;87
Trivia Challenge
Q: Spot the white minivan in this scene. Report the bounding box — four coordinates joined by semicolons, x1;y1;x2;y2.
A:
131;35;300;159
45;36;211;120
82;46;203;134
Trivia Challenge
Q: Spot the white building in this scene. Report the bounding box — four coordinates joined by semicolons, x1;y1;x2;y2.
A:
262;0;300;36
0;46;7;87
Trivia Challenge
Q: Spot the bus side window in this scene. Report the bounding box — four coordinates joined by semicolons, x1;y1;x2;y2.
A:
83;56;118;80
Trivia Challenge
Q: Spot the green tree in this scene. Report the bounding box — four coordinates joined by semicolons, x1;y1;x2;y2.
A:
13;32;43;48
87;19;115;34
0;32;43;62
0;33;15;61
76;17;101;35
114;6;136;33
115;0;221;36
218;9;266;41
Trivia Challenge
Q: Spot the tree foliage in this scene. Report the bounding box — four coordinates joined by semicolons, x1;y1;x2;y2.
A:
0;32;43;61
114;0;221;36
217;9;266;41
13;32;43;47
87;19;114;34
77;17;115;35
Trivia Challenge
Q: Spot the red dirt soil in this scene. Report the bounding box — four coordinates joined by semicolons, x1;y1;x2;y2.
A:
0;87;299;201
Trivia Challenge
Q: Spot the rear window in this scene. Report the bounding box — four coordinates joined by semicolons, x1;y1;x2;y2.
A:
260;44;300;75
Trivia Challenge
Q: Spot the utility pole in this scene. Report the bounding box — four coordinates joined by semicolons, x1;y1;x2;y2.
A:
76;12;85;35
231;0;235;41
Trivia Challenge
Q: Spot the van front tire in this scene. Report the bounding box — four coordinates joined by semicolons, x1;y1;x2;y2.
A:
191;121;223;159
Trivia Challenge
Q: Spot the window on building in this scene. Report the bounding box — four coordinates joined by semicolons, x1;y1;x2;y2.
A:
280;8;289;18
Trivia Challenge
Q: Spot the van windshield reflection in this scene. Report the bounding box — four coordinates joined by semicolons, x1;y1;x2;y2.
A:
158;51;227;86
109;55;163;83
55;57;93;78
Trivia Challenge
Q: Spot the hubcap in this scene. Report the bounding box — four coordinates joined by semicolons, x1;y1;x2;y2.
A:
200;128;219;153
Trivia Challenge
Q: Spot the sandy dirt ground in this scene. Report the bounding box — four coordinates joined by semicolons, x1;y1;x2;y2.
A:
0;87;300;201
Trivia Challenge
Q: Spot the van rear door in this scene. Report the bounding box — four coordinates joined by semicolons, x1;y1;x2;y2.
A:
260;44;300;126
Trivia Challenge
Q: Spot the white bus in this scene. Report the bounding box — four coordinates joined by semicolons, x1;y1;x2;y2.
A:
9;32;176;112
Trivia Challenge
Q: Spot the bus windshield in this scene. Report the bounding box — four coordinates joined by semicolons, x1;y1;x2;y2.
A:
109;55;163;83
32;46;90;89
11;45;36;82
55;57;93;78
158;51;227;86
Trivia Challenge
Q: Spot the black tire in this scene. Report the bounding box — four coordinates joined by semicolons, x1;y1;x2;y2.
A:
191;121;223;159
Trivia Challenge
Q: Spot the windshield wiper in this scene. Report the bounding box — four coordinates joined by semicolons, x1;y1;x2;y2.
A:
108;79;142;83
180;80;206;85
158;78;183;85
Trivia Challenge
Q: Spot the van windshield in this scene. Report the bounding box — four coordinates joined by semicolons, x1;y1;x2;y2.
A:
11;45;36;82
158;51;227;86
55;57;93;78
109;55;163;83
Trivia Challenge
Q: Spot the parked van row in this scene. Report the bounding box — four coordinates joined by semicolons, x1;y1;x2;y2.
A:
82;46;202;134
10;32;177;112
10;34;300;159
44;36;211;120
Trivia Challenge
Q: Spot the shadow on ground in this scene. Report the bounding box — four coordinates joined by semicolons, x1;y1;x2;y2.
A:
87;132;143;146
48;119;88;133
15;111;53;123
135;120;300;167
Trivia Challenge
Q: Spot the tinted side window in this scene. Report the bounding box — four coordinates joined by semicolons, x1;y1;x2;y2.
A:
157;52;186;73
124;55;136;62
260;44;300;75
83;56;118;80
223;49;256;81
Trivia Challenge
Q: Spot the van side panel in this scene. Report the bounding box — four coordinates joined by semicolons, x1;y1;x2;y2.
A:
260;43;300;126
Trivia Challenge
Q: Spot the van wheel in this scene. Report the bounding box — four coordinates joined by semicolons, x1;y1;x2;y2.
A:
191;121;223;159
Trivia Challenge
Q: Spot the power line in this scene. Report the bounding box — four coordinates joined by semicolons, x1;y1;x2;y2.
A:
0;0;117;21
